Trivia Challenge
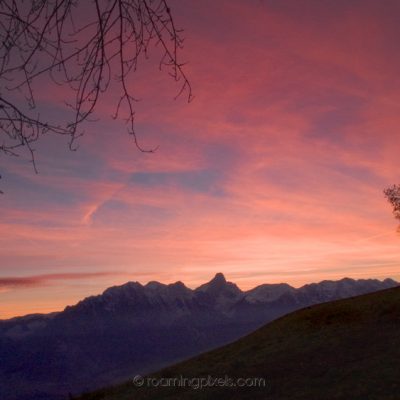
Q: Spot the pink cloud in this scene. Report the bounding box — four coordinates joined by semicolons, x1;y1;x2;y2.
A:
0;272;121;289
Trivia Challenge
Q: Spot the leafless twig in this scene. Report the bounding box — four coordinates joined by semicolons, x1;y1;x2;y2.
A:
0;0;192;177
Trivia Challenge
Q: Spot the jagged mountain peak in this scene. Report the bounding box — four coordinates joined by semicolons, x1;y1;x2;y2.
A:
384;278;398;285
194;273;243;312
169;280;188;290
245;283;295;304
171;280;185;287
144;280;190;297
196;273;236;292
145;281;165;289
105;280;143;292
213;272;227;283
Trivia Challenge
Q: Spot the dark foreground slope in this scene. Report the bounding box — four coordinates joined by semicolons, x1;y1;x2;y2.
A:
79;286;400;400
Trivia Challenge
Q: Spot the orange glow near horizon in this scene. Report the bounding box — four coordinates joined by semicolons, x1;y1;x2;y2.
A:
1;0;400;319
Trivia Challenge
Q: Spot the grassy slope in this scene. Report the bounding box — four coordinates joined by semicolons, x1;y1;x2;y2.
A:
78;287;400;400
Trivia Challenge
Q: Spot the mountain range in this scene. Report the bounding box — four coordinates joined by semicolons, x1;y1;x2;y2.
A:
0;273;397;400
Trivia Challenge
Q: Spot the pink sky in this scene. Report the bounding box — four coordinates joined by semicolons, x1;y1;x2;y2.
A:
1;0;400;319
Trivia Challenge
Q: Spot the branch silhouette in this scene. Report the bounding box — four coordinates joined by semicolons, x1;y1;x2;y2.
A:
0;0;192;176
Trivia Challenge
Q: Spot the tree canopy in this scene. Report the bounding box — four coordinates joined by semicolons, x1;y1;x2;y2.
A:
384;184;400;222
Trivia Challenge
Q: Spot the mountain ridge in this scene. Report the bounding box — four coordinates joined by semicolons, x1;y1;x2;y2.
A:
3;273;397;322
55;274;400;316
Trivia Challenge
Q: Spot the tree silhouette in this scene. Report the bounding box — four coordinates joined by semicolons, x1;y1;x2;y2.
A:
0;0;192;174
384;184;400;222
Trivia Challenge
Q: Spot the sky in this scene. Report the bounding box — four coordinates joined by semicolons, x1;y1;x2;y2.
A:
1;0;400;319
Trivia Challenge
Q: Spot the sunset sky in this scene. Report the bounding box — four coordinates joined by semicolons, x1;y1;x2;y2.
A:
1;0;400;319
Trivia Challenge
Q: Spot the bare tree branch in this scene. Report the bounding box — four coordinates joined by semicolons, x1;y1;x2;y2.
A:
0;0;192;177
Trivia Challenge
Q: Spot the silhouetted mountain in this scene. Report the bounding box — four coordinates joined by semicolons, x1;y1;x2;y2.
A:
0;274;397;400
78;286;400;400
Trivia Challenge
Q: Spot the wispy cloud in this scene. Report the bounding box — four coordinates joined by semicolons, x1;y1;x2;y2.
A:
0;272;121;290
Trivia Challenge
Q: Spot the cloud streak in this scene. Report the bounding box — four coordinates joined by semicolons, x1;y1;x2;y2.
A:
0;272;121;290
